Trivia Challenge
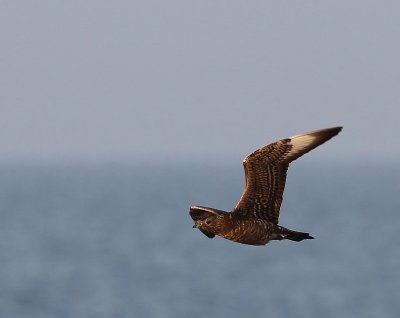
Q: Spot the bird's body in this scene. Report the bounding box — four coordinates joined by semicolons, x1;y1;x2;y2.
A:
190;127;342;246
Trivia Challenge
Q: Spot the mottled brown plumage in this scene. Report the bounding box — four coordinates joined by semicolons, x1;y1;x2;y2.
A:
190;127;342;246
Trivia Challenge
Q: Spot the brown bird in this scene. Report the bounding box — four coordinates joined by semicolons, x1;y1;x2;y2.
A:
190;127;342;246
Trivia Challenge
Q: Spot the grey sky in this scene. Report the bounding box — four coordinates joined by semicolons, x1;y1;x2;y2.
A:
1;1;399;164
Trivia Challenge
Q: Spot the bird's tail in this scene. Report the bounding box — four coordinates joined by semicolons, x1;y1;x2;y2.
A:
285;229;314;242
274;226;314;242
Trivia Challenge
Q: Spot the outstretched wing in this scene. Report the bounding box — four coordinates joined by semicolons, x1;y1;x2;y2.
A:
231;127;342;224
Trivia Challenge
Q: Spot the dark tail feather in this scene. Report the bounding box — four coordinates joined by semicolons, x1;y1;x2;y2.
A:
285;230;314;242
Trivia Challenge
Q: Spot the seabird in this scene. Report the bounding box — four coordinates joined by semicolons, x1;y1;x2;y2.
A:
190;127;342;246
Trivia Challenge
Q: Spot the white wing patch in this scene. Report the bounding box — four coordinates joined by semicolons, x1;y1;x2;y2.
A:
283;133;317;160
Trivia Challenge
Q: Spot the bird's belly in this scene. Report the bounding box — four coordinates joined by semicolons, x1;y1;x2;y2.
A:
220;220;272;246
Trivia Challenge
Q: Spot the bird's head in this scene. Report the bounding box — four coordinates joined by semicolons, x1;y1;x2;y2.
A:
189;206;226;239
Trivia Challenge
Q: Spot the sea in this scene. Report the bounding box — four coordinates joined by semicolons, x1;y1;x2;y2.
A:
0;162;399;318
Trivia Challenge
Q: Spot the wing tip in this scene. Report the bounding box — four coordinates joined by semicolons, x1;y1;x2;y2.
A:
291;126;343;139
283;126;342;161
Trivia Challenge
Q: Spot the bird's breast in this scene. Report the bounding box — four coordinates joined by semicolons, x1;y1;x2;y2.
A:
219;218;273;245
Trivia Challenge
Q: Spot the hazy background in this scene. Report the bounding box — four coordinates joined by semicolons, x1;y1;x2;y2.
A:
1;0;399;164
1;1;400;318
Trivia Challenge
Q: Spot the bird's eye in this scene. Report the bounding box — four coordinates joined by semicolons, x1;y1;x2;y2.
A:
205;219;211;225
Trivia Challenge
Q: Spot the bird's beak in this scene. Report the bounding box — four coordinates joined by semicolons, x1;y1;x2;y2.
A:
192;224;197;228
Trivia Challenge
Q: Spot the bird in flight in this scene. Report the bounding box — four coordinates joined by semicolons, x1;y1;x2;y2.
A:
190;126;342;246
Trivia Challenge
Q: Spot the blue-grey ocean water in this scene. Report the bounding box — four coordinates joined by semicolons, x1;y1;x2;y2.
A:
0;163;399;318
